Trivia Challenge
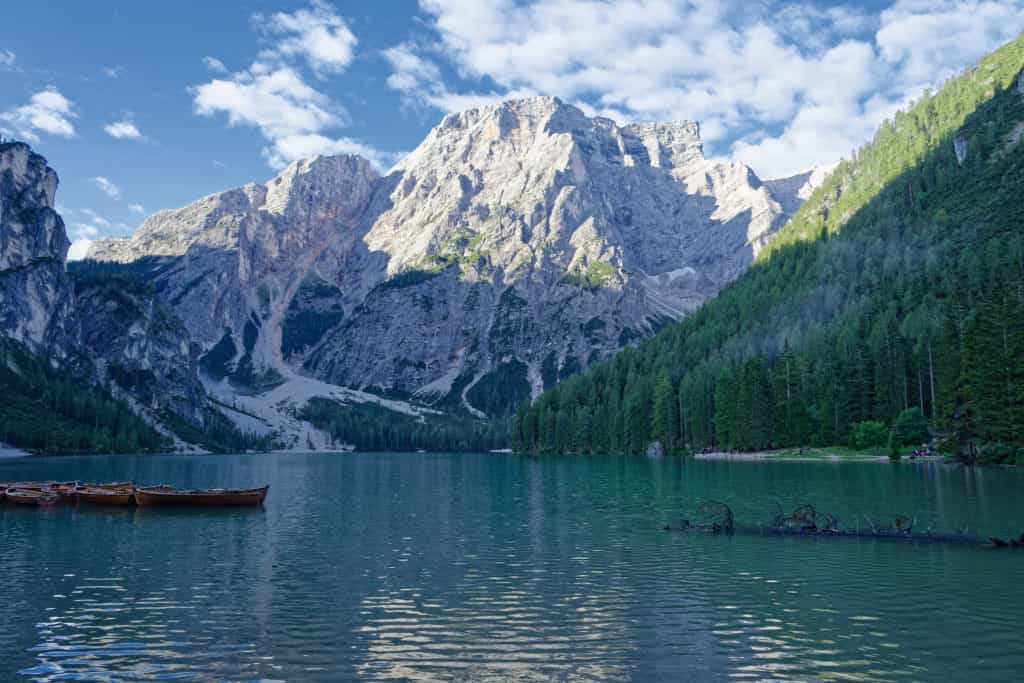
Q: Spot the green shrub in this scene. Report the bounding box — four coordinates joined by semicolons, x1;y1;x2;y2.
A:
891;407;930;447
853;421;889;453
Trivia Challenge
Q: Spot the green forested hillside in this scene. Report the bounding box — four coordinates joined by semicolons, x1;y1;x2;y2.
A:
515;35;1024;464
0;340;169;454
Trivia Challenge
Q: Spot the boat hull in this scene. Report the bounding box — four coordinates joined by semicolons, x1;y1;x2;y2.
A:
74;487;135;506
135;486;268;507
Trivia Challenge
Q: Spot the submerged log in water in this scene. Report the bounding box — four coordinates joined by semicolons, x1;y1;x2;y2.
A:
665;502;1023;550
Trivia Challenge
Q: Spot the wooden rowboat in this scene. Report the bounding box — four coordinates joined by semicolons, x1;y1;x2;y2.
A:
6;488;59;506
74;485;135;506
135;485;268;507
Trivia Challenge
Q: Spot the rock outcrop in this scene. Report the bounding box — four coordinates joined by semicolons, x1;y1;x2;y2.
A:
954;135;968;165
0;141;73;353
88;97;812;416
763;166;833;216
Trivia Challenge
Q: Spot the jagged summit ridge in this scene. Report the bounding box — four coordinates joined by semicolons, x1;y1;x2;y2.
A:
91;154;377;263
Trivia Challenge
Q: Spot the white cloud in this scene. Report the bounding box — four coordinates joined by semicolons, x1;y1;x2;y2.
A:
70;223;101;239
80;208;110;227
67;215;107;253
103;65;124;78
67;239;93;261
265;133;400;171
384;43;533;113
129;203;146;215
203;56;228;73
0;88;76;142
393;0;1024;177
194;66;341;142
192;1;392;170
89;177;122;200
104;120;143;140
877;0;1024;90
254;0;357;75
0;50;14;67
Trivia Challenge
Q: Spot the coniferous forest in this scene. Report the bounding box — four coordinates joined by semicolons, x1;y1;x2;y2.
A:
515;37;1024;464
0;339;169;454
301;399;512;453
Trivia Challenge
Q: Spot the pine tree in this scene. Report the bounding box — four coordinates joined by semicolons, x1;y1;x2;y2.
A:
651;372;678;451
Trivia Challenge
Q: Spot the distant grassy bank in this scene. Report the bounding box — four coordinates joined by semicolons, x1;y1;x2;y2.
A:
694;446;941;463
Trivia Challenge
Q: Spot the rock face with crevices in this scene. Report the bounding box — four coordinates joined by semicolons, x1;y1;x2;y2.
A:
73;278;207;425
88;97;809;416
0;141;73;353
90;155;378;392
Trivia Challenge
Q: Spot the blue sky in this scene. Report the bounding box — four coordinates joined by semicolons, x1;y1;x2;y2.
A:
2;1;1022;258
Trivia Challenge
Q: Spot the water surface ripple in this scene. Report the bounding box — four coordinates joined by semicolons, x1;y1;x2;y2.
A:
1;453;1022;681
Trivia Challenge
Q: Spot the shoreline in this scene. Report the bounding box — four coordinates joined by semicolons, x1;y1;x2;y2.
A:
695;450;892;463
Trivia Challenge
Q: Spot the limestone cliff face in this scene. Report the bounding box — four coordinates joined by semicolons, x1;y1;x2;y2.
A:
0;141;73;353
88;97;807;416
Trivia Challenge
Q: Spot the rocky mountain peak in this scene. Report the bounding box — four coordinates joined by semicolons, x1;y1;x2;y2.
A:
398;96;706;180
263;153;378;217
85;98;816;418
431;96;580;137
0;141;58;208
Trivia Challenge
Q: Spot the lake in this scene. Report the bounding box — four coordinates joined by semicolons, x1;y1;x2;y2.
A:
1;452;1023;682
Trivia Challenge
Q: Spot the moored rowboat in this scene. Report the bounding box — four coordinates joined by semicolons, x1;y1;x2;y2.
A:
74;485;135;506
6;488;59;506
135;485;269;507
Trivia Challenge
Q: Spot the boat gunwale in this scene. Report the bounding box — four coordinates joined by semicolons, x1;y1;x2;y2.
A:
5;488;59;505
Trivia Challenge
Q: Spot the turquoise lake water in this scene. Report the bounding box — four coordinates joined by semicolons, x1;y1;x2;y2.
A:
1;452;1023;682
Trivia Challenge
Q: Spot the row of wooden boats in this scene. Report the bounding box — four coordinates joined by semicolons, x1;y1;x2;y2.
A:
0;481;269;507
